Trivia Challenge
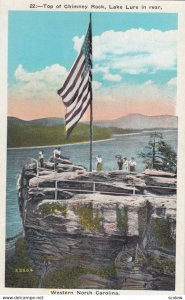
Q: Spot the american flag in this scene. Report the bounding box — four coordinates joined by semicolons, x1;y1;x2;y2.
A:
57;20;92;138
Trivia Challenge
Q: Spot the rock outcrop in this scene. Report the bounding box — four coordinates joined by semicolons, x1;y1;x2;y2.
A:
17;158;176;290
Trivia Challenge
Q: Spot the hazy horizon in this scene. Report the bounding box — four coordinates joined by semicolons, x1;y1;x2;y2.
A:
8;112;177;122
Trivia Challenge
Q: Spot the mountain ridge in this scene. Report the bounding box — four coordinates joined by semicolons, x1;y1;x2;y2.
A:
8;116;64;127
94;114;177;129
8;114;177;129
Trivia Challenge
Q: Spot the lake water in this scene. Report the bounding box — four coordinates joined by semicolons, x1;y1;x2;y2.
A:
6;130;177;239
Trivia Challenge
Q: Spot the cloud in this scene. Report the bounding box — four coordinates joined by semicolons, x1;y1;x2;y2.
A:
15;64;67;82
73;35;84;54
93;80;176;119
8;64;69;120
92;80;102;89
103;72;121;82
9;66;176;120
9;64;69;119
167;77;177;86
73;28;177;76
94;65;121;82
144;80;154;86
13;64;68;95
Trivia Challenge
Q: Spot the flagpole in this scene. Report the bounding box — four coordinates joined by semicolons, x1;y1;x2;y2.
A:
89;13;93;172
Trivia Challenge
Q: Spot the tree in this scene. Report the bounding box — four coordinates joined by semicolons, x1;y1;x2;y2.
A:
138;132;177;173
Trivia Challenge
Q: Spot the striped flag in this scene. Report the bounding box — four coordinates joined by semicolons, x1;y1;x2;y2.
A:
57;20;92;138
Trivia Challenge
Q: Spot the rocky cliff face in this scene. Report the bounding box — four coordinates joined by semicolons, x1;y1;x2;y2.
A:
17;157;176;290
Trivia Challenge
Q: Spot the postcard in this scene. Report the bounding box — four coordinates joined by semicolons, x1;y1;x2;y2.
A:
0;0;185;297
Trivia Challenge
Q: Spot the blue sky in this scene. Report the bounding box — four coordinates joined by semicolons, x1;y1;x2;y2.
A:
8;11;178;120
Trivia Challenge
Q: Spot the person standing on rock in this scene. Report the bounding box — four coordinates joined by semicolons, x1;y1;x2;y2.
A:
96;155;103;171
117;155;123;170
38;150;44;168
54;147;63;170
129;157;136;172
123;157;129;172
53;147;61;159
57;147;62;158
53;148;58;159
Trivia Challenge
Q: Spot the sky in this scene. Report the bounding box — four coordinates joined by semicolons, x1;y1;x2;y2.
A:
8;11;177;120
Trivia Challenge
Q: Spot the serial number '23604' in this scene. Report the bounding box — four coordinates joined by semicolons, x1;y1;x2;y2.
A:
15;268;34;273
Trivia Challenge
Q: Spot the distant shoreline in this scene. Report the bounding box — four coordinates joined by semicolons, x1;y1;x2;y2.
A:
7;128;177;150
7;137;116;150
113;128;177;137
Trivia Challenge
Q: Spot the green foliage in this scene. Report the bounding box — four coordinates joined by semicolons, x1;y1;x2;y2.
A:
5;238;39;287
157;140;177;172
42;265;115;288
37;255;61;262
42;266;84;288
74;203;102;232
116;205;128;235
144;254;175;275
109;127;140;135
138;132;177;173
38;202;67;217
151;257;175;275
7;123;111;147
151;218;174;249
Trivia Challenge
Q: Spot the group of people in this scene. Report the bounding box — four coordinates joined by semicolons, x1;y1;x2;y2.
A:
38;148;136;172
95;155;136;172
38;147;63;168
116;156;136;172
